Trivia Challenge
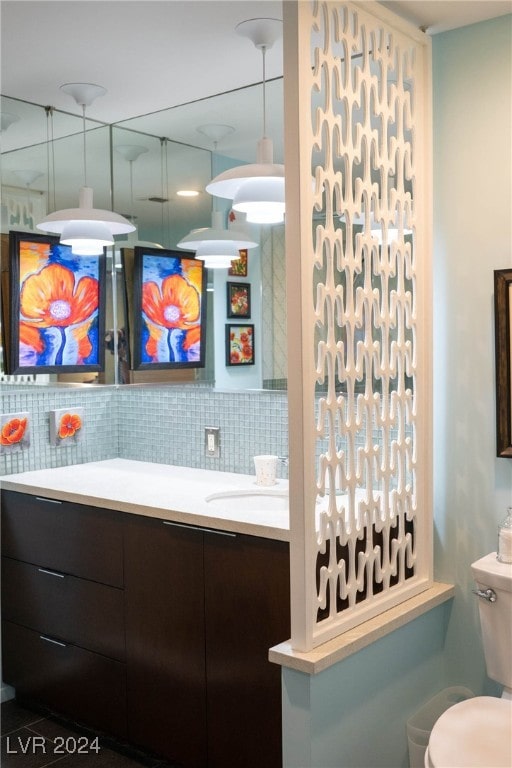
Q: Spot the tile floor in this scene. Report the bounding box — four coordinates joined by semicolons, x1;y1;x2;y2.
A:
1;700;180;768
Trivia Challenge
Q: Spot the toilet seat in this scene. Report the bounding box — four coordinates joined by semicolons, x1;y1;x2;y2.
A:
425;696;512;768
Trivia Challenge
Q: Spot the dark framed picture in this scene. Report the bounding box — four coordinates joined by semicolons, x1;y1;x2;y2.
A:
225;323;255;366
494;268;512;458
132;247;207;370
6;230;106;375
227;281;251;318
228;248;248;277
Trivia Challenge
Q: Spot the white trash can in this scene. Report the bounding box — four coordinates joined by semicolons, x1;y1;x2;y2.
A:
406;686;474;768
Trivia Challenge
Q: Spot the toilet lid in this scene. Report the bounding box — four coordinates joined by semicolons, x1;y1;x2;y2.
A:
428;696;512;768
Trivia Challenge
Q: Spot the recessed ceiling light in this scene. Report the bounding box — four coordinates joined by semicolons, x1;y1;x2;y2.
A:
177;190;200;198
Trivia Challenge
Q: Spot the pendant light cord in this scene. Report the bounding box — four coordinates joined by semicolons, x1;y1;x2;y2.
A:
129;160;134;223
45;105;56;213
262;45;267;138
159;137;171;247
164;138;170;246
81;103;88;187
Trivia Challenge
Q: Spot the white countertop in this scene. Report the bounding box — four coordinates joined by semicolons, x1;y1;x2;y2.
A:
0;459;290;542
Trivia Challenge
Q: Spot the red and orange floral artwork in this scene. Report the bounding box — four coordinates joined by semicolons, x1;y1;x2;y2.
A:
49;407;84;447
139;255;204;365
17;240;101;369
0;412;30;453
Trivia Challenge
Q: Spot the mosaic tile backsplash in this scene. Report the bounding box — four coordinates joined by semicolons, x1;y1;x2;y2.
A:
0;384;289;478
0;386;118;475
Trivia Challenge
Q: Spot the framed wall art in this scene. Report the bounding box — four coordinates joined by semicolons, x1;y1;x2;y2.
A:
6;231;106;375
228;248;248;277
225;323;255;366
0;411;30;454
494;268;512;458
132;247;207;370
227;282;251;318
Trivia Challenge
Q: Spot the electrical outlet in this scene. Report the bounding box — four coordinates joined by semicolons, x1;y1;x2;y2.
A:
205;427;220;458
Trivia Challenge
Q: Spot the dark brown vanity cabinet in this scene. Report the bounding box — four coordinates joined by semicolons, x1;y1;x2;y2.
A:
124;516;290;768
1;490;126;738
1;490;290;768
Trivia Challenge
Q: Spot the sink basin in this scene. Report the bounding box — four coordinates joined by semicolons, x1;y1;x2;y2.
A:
205;488;288;513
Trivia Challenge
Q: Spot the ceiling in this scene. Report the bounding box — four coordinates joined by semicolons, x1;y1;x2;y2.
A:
1;1;285;129
1;0;510;244
2;1;510;126
380;0;510;34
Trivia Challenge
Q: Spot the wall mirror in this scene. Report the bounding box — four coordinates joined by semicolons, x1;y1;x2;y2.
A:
494;268;512;458
0;79;286;390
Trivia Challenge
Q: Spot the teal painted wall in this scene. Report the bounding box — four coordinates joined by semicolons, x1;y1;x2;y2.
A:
283;605;451;768
281;14;512;768
432;13;512;697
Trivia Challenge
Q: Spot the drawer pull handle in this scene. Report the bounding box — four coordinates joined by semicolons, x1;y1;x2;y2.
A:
35;496;63;505
162;520;236;538
204;528;237;538
40;635;67;648
38;568;65;579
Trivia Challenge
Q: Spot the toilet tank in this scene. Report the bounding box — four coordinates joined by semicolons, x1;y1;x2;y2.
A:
471;553;512;689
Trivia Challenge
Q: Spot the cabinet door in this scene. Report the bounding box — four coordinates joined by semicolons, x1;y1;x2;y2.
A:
124;516;207;768
204;532;290;768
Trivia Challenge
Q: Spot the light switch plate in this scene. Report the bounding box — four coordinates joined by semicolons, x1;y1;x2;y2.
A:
205;427;220;458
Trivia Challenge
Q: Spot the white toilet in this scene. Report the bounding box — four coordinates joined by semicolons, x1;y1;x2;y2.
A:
424;553;512;768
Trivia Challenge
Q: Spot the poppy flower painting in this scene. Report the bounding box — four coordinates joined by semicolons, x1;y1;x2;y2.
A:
7;232;105;374
133;248;206;370
49;407;84;447
225;324;255;366
0;412;30;454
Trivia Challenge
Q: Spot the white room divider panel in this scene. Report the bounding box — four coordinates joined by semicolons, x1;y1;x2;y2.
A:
284;1;432;651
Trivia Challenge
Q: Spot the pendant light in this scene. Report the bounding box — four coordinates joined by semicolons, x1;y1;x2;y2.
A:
177;209;258;269
347;206;413;244
205;18;285;225
178;123;258;269
36;83;135;255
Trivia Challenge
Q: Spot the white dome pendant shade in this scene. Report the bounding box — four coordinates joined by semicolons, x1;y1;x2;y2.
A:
205;18;285;225
36;83;135;255
40;185;135;255
177;210;258;269
346;207;413;244
206;136;285;225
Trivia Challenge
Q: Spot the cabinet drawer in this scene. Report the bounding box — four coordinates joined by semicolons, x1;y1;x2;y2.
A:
2;557;125;661
1;490;123;587
2;620;127;739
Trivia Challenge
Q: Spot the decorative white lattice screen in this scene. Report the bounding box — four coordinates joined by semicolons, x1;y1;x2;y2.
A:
284;1;432;651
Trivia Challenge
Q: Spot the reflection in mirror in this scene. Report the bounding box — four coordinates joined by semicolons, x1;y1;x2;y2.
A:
1;96;111;386
1;80;287;390
110;129;214;386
